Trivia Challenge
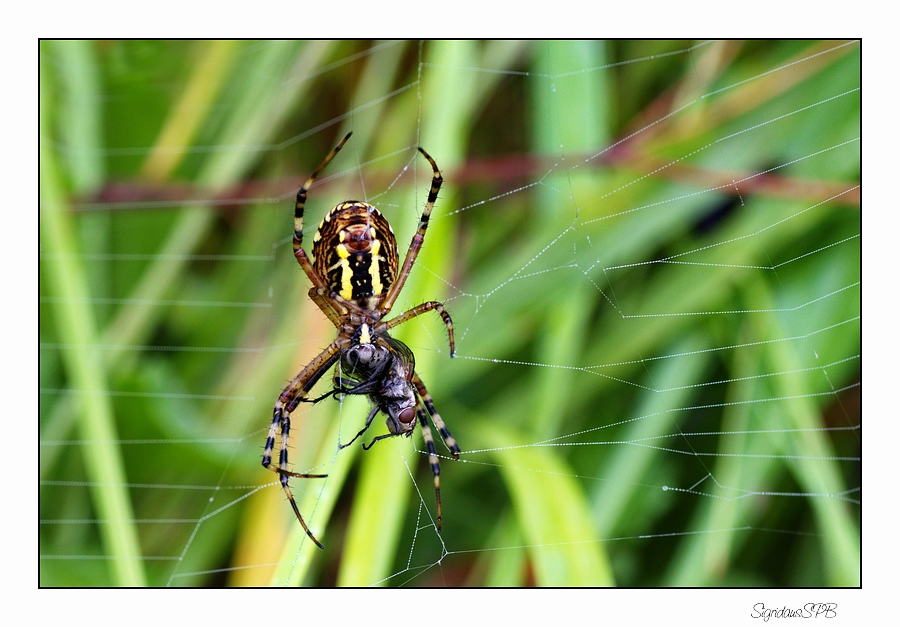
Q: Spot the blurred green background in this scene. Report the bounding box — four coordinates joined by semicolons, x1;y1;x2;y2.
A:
40;40;860;587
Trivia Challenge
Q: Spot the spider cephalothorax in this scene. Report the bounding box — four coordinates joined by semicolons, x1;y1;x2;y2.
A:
261;132;459;549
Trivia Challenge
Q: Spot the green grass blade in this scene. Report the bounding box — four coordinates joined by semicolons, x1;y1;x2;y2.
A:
40;49;146;586
664;327;775;586
748;279;860;585
591;336;711;538
489;428;614;586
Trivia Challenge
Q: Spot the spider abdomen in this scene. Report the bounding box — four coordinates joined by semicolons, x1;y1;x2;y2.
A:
311;201;398;309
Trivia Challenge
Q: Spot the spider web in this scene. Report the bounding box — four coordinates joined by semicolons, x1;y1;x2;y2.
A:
39;39;865;602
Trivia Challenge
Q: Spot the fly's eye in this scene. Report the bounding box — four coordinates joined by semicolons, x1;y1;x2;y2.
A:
398;407;417;424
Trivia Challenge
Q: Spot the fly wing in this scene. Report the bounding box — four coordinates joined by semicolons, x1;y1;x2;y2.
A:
380;334;416;380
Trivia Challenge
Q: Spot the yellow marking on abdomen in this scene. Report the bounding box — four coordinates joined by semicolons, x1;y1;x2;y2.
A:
335;242;353;300
370;239;383;296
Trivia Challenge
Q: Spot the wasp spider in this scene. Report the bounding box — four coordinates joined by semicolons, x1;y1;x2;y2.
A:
261;132;459;549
